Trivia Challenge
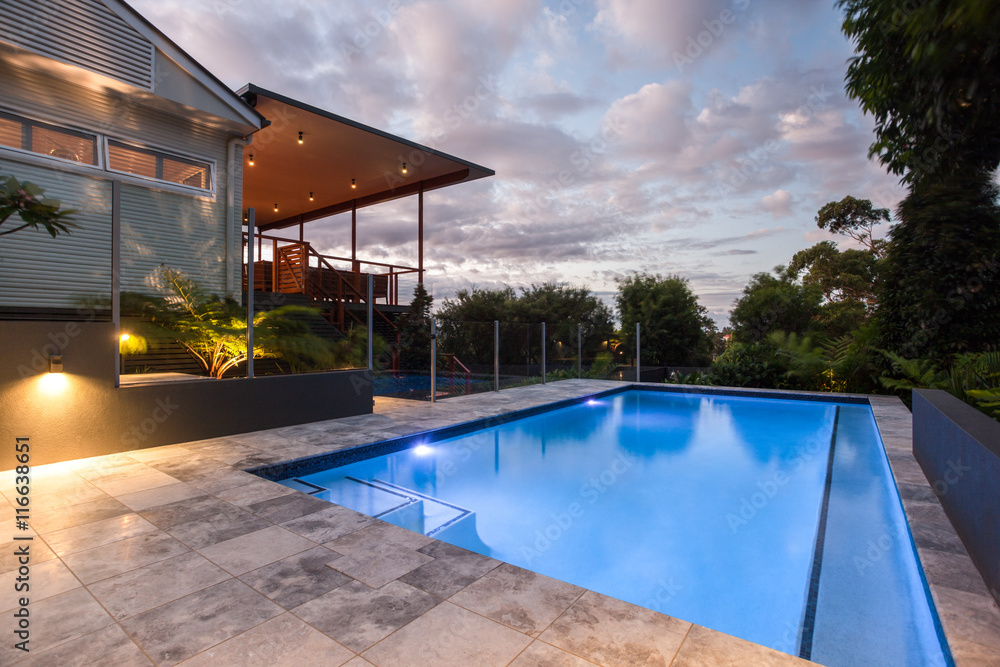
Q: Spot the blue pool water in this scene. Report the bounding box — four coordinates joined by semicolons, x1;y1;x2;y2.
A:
279;390;950;665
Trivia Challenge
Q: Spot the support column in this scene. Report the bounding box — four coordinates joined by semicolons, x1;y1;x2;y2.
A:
247;208;255;380
351;200;359;273
418;181;424;284
298;217;304;243
112;180;121;387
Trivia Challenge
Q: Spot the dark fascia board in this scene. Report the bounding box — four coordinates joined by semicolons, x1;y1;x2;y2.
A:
914;389;1000;459
105;0;265;130
238;83;495;178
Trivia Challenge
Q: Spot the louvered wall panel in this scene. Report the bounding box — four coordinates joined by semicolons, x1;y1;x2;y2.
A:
120;184;227;298
0;0;154;89
0;158;112;309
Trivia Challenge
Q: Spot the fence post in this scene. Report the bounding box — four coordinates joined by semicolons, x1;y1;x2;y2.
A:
578;323;582;379
430;318;437;403
246;207;255;380
494;321;500;392
541;322;546;384
367;274;374;372
636;322;641;383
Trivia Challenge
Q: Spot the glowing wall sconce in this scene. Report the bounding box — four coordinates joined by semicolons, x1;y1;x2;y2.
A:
248;154;254;166
48;355;63;373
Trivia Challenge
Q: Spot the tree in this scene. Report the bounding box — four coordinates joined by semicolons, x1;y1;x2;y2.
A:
878;173;1000;360
787;241;879;306
815;196;889;258
395;283;433;371
0;175;77;238
616;273;714;367
839;0;1000;184
729;271;822;344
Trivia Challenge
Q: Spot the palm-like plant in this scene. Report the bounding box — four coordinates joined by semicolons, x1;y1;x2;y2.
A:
0;175;77;238
125;267;340;378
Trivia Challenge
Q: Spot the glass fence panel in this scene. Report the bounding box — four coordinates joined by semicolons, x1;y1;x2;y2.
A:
496;322;542;390
436;320;496;398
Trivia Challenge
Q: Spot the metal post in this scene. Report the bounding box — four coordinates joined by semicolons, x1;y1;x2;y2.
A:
430;318;437;403
112;180;121;387
541;322;546;384
636;322;641;383
246;208;255;379
577;323;582;379
367;274;374;371
494;320;499;392
418;182;424;284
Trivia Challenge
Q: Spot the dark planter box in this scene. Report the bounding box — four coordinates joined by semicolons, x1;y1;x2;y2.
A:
913;388;1000;604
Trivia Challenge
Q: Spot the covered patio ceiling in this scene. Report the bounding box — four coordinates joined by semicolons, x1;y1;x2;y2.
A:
238;84;494;232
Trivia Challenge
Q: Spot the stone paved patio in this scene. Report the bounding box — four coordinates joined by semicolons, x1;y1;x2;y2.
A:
2;379;998;665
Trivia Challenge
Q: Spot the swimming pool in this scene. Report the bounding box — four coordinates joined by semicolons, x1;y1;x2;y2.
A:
277;389;950;665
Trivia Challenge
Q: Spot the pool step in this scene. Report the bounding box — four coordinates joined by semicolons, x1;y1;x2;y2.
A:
284;476;476;537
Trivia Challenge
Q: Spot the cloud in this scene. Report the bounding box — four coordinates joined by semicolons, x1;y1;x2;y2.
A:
761;189;793;217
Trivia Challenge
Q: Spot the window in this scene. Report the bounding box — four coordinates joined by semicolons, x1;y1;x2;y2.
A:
0;111;98;165
107;140;212;191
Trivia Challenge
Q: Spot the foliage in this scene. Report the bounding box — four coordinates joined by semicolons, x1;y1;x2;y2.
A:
396;283;434;371
616;272;714;367
435;283;614;366
122;268;341;378
708;342;791;389
768;325;886;394
787;241;879;308
729;271;822;344
878;173;1000;361
0;175;77;238
881;351;1000;420
839;0;1000;184
666;370;714;386
815;196;890;258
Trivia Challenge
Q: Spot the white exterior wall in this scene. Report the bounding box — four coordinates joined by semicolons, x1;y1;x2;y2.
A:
0;58;240;309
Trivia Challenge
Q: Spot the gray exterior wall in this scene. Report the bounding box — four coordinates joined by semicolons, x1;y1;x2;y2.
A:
912;389;1000;604
0;53;242;310
0;320;373;469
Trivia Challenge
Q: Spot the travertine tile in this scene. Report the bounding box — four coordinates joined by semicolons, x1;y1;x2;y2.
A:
932;585;1000;650
362;601;531;667
167;504;271;550
449;563;584;637
920;548;993;598
125;445;193;463
539;590;690;667
31;496;131;534
42;512;158;555
671;624;813;666
324;519;434;554
88;551;230;620
15;622;151;666
247;492;332;523
137;494;229;530
280;504;375;543
117;482;208;512
0;536;56;573
293;579;439;653
240;546;350;609
329;540;434;589
29;484;107;511
214;479;298;507
198;525;315;575
508;640;597;667
950;637;1000;667
0;557;80;603
122;578;282;666
93;470;179;496
399;540;501;599
0;588;113;664
177;613;354;667
61;530;190;584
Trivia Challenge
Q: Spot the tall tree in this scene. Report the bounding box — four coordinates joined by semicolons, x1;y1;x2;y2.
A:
396;283;434;371
616;273;714;367
815;196;890;258
729;271;822;344
839;0;1000;184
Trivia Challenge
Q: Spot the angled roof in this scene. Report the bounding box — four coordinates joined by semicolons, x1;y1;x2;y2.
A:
238;84;494;231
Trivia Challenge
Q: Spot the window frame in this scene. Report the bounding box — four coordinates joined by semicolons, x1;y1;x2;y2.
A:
103;137;216;195
0;109;102;169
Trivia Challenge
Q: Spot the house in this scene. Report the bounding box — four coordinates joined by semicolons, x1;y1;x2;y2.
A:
0;0;492;469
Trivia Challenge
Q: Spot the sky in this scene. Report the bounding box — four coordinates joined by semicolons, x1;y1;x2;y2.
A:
130;0;904;326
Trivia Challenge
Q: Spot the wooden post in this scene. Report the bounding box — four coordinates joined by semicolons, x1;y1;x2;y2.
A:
351;200;359;274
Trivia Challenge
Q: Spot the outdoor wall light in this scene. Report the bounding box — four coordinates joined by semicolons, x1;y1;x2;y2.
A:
401;162;408;175
120;333;130;344
351;178;356;189
298;131;304;144
49;355;63;373
274;203;279;212
248;153;254;166
309;192;314;201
